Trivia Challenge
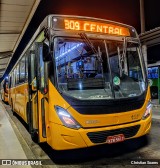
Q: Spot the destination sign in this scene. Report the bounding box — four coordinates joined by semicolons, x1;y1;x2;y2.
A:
63;19;130;36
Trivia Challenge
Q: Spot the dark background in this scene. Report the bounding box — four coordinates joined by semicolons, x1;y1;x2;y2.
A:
5;0;160;76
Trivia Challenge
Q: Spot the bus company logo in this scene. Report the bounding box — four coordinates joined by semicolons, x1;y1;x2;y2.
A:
85;120;100;124
131;114;140;120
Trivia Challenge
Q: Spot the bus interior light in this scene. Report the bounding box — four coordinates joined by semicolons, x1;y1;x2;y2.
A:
142;103;152;120
55;106;81;129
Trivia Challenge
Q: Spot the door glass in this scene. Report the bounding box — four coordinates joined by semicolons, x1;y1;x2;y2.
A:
39;46;45;90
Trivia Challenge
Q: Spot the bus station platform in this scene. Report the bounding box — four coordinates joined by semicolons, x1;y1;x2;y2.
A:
0;101;32;167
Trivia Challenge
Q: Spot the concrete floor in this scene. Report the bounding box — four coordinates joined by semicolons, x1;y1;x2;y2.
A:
0;101;32;168
152;99;160;119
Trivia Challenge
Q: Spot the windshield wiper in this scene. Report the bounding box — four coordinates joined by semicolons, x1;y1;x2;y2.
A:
79;33;103;62
79;33;97;53
104;40;115;98
117;37;127;77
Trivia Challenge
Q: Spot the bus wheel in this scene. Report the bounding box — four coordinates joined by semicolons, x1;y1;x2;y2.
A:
31;130;38;143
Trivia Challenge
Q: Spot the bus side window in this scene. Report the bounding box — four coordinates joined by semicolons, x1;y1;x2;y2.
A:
30;45;36;83
25;54;28;81
12;71;15;88
19;56;26;83
39;45;46;93
15;65;20;85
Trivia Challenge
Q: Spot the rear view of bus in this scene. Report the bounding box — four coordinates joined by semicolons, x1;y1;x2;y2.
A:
43;15;151;150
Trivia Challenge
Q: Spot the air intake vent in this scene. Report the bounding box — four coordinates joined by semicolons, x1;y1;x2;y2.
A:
87;125;140;143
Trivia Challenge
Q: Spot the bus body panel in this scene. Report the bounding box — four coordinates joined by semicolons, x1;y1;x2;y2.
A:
11;83;28;123
46;113;151;150
47;122;87;150
46;81;151;150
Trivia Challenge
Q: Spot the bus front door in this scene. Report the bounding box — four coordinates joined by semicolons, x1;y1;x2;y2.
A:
28;43;47;143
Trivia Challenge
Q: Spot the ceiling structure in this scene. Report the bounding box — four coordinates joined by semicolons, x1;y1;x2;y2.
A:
139;27;160;64
139;27;160;47
0;0;40;78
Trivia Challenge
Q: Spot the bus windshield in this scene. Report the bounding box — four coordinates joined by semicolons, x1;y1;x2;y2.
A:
54;37;146;100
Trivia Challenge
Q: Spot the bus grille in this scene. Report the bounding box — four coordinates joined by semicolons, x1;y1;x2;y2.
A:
87;125;140;144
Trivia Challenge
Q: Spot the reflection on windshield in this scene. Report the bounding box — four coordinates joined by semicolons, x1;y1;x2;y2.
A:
54;37;145;100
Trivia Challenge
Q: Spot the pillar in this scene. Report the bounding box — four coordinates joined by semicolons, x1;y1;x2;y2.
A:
140;0;147;68
142;45;147;69
140;0;145;33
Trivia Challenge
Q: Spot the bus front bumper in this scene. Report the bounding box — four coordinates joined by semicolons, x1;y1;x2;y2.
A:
48;115;151;150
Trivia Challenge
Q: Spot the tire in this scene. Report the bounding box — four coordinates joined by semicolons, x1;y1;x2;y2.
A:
31;130;38;143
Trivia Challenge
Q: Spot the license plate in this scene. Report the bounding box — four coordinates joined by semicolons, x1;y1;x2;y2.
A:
106;134;125;144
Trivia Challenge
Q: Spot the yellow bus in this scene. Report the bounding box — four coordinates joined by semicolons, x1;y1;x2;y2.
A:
8;15;152;150
1;77;8;103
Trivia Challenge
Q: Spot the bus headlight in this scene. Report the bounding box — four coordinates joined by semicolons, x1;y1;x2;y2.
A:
55;106;81;129
142;103;152;120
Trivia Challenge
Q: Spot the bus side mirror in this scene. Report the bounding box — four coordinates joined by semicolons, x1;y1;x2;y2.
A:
43;43;52;62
